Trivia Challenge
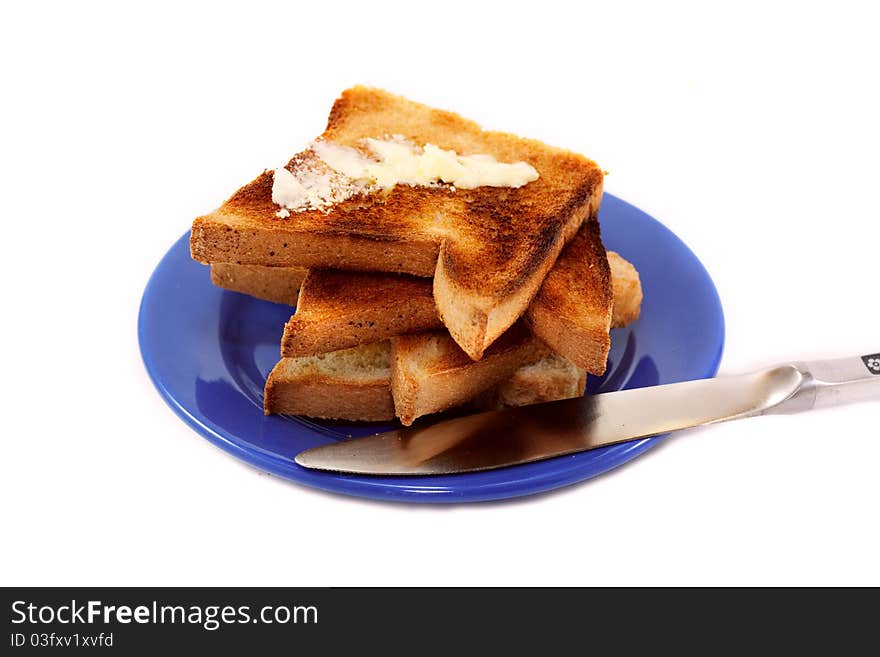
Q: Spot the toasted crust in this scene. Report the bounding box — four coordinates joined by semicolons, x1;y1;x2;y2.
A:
192;86;603;359
524;220;613;375
474;354;587;410
390;323;548;426
278;221;611;360
265;342;583;423
263;343;394;421
281;269;439;357
210;263;307;305
211;257;643;333
265;377;394;422
608;251;643;328
211;236;643;362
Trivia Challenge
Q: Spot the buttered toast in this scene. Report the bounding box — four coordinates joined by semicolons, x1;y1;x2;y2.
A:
191;86;603;359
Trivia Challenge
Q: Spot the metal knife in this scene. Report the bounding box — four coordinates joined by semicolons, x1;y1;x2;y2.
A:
295;353;880;476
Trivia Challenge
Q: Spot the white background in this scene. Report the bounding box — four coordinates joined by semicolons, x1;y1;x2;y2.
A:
2;1;878;587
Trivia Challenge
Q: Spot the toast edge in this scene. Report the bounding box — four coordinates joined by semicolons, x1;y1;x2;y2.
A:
210;263;307;306
608;251;643;328
191;216;439;277
279;272;442;358
263;360;395;422
433;177;604;360
390;331;550;426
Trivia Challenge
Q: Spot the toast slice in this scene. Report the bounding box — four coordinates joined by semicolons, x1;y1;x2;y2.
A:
209;254;640;326
263;341;394;421
278;221;616;371
523;220;612;374
210;262;307;305
191;87;604;359
264;266;642;423
264;345;583;421
474;353;587;410
282;269;438;356
608;251;642;328
390;323;549;425
212;233;640;370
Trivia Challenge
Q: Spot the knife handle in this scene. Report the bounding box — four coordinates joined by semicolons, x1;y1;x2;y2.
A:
768;353;880;415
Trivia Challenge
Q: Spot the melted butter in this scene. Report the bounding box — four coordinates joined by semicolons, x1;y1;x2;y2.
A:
271;137;538;216
314;138;539;190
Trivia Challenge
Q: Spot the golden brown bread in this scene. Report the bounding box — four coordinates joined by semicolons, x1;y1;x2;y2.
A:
210;238;642;365
212;254;642;332
263;342;394;421
284;221;614;373
265;324;549;424
277;220;612;364
281;269;438;357
191;86;603;359
608;251;643;328
474;354;587;410
263;263;643;423
210;263;307;305
524;220;613;374
390;323;549;426
264;345;584;421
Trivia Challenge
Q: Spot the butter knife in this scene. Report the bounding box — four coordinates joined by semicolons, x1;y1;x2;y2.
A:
295;353;880;475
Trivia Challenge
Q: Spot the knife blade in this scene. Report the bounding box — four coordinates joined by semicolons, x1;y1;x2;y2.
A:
294;354;879;476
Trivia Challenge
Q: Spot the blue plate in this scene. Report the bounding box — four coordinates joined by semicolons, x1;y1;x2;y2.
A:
138;194;724;502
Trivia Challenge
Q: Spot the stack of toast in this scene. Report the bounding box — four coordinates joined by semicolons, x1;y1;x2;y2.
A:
191;87;642;425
